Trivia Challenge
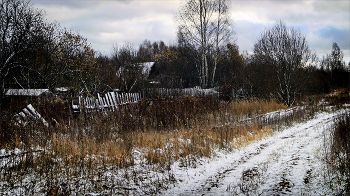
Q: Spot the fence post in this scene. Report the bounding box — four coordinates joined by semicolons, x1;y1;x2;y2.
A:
106;93;114;111
97;93;103;110
78;96;83;113
110;92;117;110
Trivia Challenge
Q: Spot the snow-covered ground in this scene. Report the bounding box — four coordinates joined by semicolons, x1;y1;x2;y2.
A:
1;107;348;195
163;109;349;195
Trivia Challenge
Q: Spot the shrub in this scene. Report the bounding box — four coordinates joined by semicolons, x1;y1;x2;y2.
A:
325;88;350;106
330;112;350;193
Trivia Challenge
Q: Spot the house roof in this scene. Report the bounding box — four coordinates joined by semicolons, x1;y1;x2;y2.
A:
55;87;70;92
141;62;155;75
5;89;52;96
116;62;155;77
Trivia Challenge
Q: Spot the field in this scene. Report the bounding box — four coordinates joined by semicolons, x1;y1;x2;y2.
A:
0;92;349;195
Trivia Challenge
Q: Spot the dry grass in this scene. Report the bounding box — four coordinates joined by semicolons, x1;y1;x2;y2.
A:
325;88;350;106
227;98;287;118
328;112;350;194
19;97;286;168
2;96;315;195
5;97;288;164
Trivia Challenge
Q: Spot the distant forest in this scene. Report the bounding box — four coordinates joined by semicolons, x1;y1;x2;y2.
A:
1;0;349;109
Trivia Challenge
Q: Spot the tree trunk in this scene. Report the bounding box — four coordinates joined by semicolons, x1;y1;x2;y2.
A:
204;54;208;88
212;54;217;88
0;78;4;132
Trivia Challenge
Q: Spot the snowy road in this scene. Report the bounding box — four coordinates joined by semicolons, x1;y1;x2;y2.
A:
164;110;348;195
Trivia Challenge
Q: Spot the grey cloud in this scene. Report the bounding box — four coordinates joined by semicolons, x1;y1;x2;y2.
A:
32;0;96;9
32;0;135;9
231;0;348;29
29;0;349;64
312;1;349;14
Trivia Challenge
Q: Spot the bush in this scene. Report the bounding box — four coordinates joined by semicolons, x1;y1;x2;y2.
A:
331;112;350;193
325;88;350;106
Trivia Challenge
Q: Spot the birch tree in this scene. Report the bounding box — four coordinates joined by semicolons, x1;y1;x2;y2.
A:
176;0;233;88
211;0;234;87
253;21;312;106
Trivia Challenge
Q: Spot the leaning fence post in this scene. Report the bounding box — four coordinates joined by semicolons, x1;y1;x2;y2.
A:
110;92;117;110
78;96;83;113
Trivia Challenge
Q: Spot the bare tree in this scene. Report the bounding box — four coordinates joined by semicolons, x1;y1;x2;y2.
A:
321;42;349;88
0;0;45;119
253;21;313;106
176;0;234;88
138;39;153;62
330;42;345;70
113;43;147;92
322;42;345;76
211;0;234;87
49;28;96;93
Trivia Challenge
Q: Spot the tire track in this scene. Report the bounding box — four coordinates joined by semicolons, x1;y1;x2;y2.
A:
166;110;347;195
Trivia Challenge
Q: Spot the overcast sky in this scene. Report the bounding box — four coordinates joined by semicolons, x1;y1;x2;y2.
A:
31;0;350;64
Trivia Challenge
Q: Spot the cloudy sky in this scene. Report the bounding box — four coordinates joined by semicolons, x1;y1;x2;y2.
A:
31;0;350;64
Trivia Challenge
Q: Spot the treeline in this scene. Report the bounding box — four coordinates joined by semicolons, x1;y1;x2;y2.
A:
95;40;245;93
1;0;349;109
1;0;96;96
99;37;349;105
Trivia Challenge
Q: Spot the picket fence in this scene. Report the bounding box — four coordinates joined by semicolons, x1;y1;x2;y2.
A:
73;87;218;113
144;86;219;98
13;104;49;127
73;92;141;112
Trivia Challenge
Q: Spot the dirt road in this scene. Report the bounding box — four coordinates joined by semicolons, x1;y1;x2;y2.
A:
164;110;347;195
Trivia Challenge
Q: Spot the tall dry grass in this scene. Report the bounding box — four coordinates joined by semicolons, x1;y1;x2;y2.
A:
328;111;350;194
2;96;317;195
3;97;291;165
42;97;294;169
325;88;350;106
227;98;288;118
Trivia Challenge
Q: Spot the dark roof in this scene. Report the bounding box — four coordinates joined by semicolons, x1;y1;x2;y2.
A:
5;89;52;96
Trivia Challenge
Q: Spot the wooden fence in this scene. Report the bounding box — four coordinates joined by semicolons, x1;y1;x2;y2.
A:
143;86;219;99
13;104;49;127
73;87;218;113
72;92;141;112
